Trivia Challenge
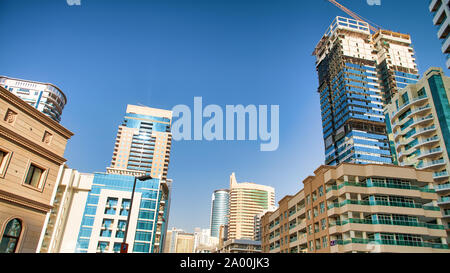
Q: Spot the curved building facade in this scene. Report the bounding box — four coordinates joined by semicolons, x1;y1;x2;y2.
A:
210;189;229;238
0;76;67;122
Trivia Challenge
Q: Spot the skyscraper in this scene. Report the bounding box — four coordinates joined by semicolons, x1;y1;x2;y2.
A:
73;104;174;253
313;16;419;166
209;189;229;238
108;105;173;181
0;76;67;122
429;0;450;69
228;173;275;240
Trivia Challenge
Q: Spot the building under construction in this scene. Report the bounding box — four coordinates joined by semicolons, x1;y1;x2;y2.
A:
313;16;419;166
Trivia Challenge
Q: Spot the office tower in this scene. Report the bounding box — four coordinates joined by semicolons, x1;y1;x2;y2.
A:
385;67;450;241
429;0;450;69
228;173;275;240
313;17;420;166
260;163;449;253
0;85;73;253
108;105;173;181
72;104;173;253
209;189;229;238
0;76;67;122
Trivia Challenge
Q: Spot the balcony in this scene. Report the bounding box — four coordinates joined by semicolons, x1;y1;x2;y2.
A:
417;159;446;170
436;183;450;192
416;147;443;160
438;196;450;205
327;199;440;211
329;218;445;230
332;238;449;250
391;95;428;120
326;181;435;194
434;170;449;180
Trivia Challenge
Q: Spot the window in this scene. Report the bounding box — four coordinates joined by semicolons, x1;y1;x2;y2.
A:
0;149;11;177
321;218;327;230
312;191;317;202
97;242;109;253
319;202;325;214
0;219;22;253
322;236;328;248
24;164;45;188
318;186;324;197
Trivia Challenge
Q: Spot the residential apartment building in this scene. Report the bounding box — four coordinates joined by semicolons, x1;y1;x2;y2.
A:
228;173;275;240
209;189;229;238
261;163;449;253
429;0;450;69
66;104;174;253
254;206;277;242
385;67;450;241
313;17;419;166
0;76;67;123
0;85;73;253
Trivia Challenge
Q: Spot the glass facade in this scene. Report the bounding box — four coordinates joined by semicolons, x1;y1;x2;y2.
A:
210;190;229;238
318;60;392;165
75;173;165;253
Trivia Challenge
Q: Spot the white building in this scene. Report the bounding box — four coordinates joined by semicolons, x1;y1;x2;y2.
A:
0;76;67;122
429;0;450;68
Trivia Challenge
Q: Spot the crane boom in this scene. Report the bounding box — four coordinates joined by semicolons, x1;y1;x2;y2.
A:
328;0;381;33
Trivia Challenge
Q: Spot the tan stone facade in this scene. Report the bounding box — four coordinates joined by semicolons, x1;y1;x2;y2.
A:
0;86;73;253
261;163;450;253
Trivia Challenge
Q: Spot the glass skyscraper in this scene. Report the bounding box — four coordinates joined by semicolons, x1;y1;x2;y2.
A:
313;17;419;166
210;189;229;238
75;105;173;253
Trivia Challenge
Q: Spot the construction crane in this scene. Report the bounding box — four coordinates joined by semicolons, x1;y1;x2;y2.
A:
327;0;383;33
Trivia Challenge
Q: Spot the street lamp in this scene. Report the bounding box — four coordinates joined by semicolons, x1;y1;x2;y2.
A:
120;174;153;253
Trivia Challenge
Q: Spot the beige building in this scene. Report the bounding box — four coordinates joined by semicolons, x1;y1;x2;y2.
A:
0;85;73;253
228;173;275;240
163;228;195;253
261;163;449;253
385;67;450;242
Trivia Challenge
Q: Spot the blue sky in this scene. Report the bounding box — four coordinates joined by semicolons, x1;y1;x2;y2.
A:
0;0;448;233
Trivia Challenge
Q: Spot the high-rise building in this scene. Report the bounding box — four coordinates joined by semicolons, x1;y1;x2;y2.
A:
0;85;73;253
261;163;449;253
313;17;419;166
70;104;174;253
429;0;450;69
209;189;229;238
385;67;450;241
0;76;67;122
108;105;173;181
228;173;275;240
